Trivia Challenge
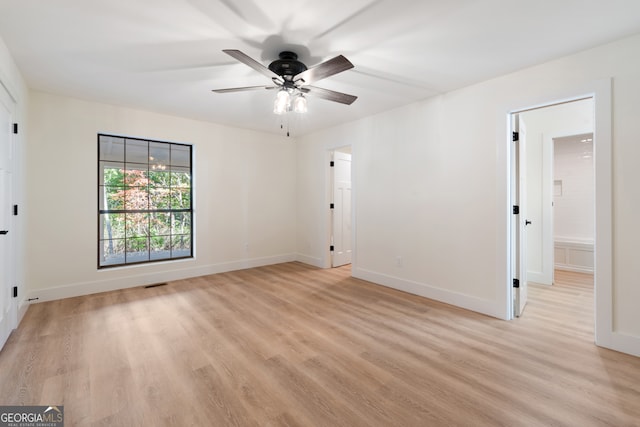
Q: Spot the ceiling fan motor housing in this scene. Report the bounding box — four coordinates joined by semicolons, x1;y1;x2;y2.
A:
268;51;307;80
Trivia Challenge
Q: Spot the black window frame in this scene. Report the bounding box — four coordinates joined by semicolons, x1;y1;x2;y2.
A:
97;134;193;269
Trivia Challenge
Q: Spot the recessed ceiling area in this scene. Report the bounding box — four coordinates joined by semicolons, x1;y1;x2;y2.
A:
1;0;640;136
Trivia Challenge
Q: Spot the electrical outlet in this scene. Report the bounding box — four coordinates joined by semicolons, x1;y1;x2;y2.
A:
395;256;403;267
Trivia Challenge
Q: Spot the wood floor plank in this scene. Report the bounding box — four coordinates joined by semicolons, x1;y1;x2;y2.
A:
1;263;639;426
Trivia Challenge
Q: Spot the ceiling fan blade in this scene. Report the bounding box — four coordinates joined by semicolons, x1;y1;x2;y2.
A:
212;85;278;93
223;49;282;82
300;86;357;105
294;55;354;85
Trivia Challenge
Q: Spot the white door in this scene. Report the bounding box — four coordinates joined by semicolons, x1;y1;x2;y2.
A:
512;114;529;317
0;85;15;349
331;151;352;267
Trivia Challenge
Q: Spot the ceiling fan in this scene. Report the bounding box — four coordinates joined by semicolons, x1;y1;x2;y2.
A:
212;49;357;114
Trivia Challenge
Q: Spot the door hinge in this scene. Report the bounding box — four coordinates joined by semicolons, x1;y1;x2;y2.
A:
13;286;17;298
512;131;519;142
330;203;334;209
330;161;335;167
513;278;520;288
330;245;334;252
13;123;18;134
513;205;519;214
13;205;18;216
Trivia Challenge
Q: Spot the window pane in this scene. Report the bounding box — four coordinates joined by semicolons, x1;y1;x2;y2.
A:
170;188;191;209
124;187;148;210
124;166;148;187
100;162;125;186
171;144;190;167
150;142;170;167
150;236;171;260
172;212;191;235
171;234;191;257
99;187;125;211
126;139;149;164
148;169;171;187
170;167;191;187
150;212;171;236
126;237;149;263
99;136;125;162
126;213;149;238
100;213;126;240
149;187;170;210
100;239;125;266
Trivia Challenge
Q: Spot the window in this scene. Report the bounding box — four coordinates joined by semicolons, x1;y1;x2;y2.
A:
98;134;193;268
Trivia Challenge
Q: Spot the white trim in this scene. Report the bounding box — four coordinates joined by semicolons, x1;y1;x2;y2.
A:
17;299;28;324
554;238;594;274
295;253;323;268
353;267;505;319
26;253;296;303
0;79;17;352
0;305;11;350
0;71;18;105
591;79;616;352
607;332;640;358
555;265;593;274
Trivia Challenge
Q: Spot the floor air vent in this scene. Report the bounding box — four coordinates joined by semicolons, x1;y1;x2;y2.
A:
144;282;168;289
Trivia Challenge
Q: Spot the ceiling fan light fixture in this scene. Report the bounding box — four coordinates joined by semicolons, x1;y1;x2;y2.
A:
293;93;307;113
215;49;357;121
273;89;290;114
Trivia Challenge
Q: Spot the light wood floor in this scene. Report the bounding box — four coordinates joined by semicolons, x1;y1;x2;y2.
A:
1;264;639;426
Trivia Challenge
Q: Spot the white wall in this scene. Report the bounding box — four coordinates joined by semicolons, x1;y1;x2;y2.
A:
298;95;505;317
554;136;594;241
520;100;593;284
25;91;297;301
553;136;595;274
296;33;640;356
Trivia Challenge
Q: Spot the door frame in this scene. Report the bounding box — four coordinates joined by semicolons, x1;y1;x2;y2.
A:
506;79;612;350
330;149;352;267
0;78;18;350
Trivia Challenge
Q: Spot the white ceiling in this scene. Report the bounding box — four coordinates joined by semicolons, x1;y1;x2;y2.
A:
1;0;640;136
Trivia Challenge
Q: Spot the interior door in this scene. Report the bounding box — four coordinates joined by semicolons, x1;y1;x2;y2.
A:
513;114;529;317
0;87;15;349
331;151;352;267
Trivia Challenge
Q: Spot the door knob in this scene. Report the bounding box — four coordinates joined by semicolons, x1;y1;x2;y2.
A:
0;230;8;235
525;220;532;226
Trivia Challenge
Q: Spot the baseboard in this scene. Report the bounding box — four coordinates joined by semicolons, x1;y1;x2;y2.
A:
599;331;640;358
17;299;28;324
555;264;594;274
352;267;505;320
295;253;323;268
528;271;551;285
0;306;11;351
26;253;297;304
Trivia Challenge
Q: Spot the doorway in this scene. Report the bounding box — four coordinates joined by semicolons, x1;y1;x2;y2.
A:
510;97;595;319
330;146;352;268
553;133;594;276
